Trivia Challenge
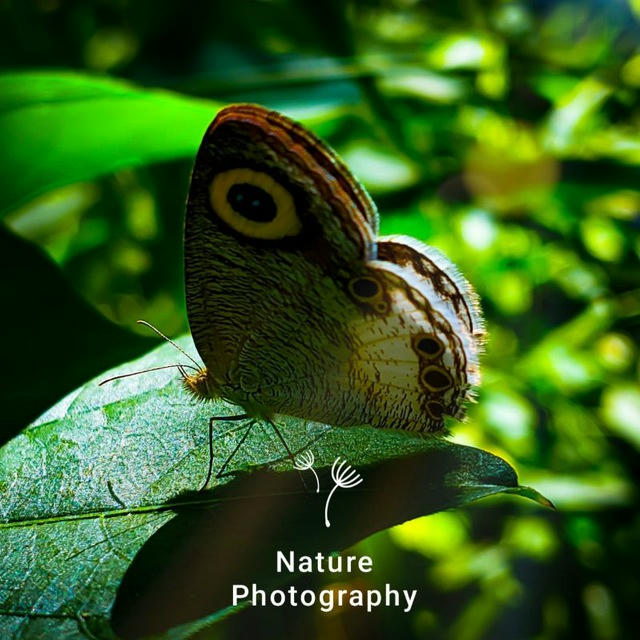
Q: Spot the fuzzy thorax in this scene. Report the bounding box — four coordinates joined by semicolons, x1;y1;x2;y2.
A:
183;367;212;400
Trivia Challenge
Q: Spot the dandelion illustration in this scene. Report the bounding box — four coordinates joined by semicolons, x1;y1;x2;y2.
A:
324;457;363;528
293;450;320;493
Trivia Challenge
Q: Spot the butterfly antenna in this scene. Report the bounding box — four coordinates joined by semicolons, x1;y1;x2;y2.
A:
136;320;201;369
99;363;199;386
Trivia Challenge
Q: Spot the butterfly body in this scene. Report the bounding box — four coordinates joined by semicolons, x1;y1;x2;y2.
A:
184;105;483;434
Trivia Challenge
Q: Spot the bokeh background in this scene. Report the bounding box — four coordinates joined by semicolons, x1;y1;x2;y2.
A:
1;0;639;638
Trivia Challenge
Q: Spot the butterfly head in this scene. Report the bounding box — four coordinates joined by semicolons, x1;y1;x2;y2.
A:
183;366;212;401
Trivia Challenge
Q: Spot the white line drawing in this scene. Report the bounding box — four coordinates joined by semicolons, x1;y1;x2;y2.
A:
324;457;363;528
293;450;320;493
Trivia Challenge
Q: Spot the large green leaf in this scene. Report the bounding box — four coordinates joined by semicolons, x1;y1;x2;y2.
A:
0;72;221;217
0;337;549;639
0;72;352;220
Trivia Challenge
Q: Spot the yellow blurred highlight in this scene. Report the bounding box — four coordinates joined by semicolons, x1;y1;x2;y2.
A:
621;53;640;87
389;512;467;557
502;517;558;560
112;244;151;275
84;29;138;71
498;225;534;258
594;333;635;372
488;272;532;314
84;29;137;71
477;67;508;99
372;10;427;42
586;190;640;221
580;216;625;262
126;189;157;241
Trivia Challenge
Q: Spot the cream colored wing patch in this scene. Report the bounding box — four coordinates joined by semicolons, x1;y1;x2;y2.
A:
343;259;475;432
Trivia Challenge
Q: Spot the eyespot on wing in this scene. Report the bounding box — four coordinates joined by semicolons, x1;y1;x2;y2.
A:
209;168;302;240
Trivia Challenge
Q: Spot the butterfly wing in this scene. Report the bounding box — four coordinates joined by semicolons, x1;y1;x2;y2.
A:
344;238;484;431
185;104;377;387
185;105;483;433
237;249;482;433
377;235;484;341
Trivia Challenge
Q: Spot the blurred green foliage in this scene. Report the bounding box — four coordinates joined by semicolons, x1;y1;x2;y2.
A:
1;0;639;638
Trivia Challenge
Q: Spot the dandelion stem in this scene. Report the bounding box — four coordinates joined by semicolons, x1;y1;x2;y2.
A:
310;467;320;493
324;484;339;527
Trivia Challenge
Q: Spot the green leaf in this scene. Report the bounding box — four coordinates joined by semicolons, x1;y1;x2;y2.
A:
0;337;548;639
0;72;350;221
0;72;222;217
0;225;153;444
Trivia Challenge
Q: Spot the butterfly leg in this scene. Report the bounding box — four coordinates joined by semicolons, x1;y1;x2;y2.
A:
200;413;250;490
213;419;258;482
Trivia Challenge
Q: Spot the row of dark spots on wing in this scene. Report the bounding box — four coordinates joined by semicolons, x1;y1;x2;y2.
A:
411;333;451;422
345;270;453;429
399;272;469;398
382;267;467;421
345;266;468;426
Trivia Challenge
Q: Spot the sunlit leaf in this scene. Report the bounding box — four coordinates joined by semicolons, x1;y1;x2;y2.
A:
0;72;220;216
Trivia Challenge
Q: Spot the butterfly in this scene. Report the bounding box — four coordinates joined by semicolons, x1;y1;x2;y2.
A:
182;104;484;480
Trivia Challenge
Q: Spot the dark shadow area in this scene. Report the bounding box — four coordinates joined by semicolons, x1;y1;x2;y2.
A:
112;447;516;638
0;226;153;442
